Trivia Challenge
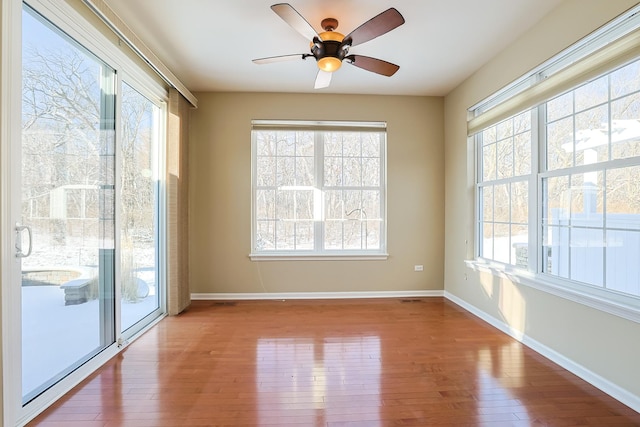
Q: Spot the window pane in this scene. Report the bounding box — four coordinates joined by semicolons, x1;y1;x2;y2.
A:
343;133;362;157
570;173;603;227
494;223;510;264
361;134;381;157
493;184;509;223
294;190;314;220
570;228;604;286
275;221;295;250
511;181;528;224
256;132;276;156
543;176;570;225
324;132;342;156
343;157;362;186
365;220;381;250
497;137;514;179
276;132;296;156
482;143;496;181
276;157;295;187
482;186;493;223
496;118;513;140
256;221;275;250
547;116;574;170
574;105;609;165
257;157;276;186
343;220;363;250
611;93;640;161
606;230;640;296
362;190;381;220
547;92;573;122
514;132;531;176
543;225;569;278
362;158;380;187
482;126;497;145
295;157;314;186
256;190;275;220
575;76;608;112
295;221;314;250
324;156;343;187
324;190;343;220
276;191;294;220
606;166;640;230
325;220;343;250
512;225;529;268
610;60;640;99
481;223;494;259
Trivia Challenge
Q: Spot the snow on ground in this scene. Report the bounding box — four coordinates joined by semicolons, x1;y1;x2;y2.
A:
22;285;158;398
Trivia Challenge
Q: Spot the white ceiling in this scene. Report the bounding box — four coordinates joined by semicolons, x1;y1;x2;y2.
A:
103;0;564;96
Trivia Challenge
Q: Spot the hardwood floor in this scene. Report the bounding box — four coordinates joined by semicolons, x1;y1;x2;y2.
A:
29;298;640;426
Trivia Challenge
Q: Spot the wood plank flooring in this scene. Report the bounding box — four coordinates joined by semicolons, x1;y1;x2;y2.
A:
29;298;640;426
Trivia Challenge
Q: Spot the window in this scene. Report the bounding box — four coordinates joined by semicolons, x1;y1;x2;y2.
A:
472;6;640;317
251;121;387;259
478;110;532;266
541;63;640;295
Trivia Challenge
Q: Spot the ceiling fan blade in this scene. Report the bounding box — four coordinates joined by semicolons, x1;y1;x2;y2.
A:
314;69;332;89
345;55;400;77
342;8;405;48
271;3;320;41
252;54;306;64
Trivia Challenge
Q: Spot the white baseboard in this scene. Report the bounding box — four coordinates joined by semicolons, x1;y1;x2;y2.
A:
444;291;640;414
191;290;444;301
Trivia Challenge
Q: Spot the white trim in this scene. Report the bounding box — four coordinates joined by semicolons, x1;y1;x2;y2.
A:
465;259;640;323
249;253;389;261
444;291;640;414
2;0;23;424
192;290;444;301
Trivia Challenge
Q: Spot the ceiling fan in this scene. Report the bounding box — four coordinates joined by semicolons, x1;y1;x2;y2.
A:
252;3;405;89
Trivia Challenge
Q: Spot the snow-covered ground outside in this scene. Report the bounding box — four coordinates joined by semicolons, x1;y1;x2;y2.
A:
22;283;158;398
20;237;159;399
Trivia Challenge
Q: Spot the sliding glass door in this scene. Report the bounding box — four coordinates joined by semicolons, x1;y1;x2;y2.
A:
21;5;116;403
120;83;162;332
15;3;166;412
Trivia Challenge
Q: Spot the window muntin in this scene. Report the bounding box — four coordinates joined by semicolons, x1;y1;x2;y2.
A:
252;124;386;257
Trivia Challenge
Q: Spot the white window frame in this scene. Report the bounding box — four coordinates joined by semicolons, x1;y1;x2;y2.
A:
250;120;388;261
468;4;640;324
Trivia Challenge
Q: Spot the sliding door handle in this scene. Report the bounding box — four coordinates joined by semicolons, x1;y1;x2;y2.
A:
15;224;33;258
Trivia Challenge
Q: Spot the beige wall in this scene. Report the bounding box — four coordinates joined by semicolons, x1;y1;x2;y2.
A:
189;92;443;294
444;0;640;400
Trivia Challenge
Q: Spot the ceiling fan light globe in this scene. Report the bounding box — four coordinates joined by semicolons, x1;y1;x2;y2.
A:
317;57;342;72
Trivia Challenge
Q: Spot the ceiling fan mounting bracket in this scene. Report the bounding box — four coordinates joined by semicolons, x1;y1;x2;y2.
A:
321;17;339;32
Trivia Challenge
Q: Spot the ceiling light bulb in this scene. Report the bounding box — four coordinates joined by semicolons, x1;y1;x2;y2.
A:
318;56;342;72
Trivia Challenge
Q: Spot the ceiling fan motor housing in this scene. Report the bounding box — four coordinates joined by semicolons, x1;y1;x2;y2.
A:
311;27;351;72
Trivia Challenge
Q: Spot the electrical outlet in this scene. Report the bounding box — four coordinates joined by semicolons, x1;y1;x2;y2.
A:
414;265;423;272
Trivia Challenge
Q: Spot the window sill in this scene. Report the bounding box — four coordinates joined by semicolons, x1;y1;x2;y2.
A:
464;259;640;324
249;253;389;261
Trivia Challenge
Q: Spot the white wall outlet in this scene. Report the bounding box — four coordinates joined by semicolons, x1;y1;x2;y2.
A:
414;265;424;272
